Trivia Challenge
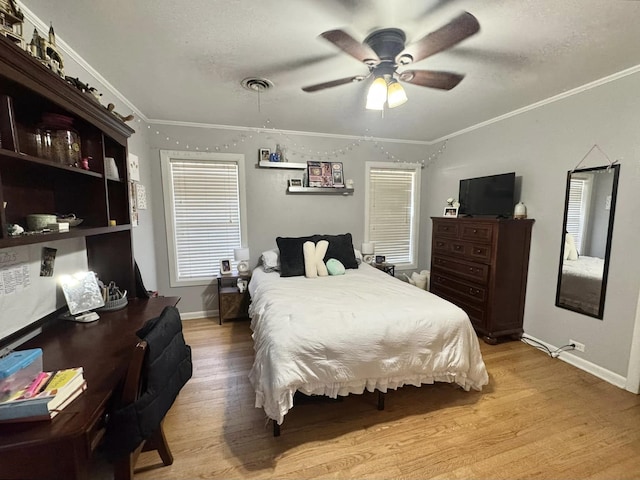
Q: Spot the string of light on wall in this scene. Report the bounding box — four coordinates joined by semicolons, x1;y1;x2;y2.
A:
135;118;448;168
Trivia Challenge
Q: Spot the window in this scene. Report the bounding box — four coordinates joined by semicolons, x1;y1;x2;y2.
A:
565;174;592;254
364;162;421;269
160;150;247;287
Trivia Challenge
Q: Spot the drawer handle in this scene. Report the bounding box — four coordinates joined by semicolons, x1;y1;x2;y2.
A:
454;245;462;250
437;242;444;247
469;288;479;296
474;248;482;254
469;267;475;272
473;229;478;233
443;227;449;231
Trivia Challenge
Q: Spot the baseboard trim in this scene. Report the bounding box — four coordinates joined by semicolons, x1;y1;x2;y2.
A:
522;334;627;389
180;309;217;321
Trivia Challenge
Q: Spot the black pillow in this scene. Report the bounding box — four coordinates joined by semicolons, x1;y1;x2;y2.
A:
314;233;359;269
276;236;316;277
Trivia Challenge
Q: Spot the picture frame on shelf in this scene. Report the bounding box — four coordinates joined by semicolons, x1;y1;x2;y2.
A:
375;255;386;264
288;178;303;187
220;259;232;275
331;162;344;187
307;161;323;187
443;206;459;217
259;148;270;162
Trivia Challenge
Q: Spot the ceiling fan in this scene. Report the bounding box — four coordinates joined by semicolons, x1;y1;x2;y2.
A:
301;12;480;110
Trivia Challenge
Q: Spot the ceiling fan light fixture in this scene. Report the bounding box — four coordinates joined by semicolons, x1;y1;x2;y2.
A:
387;80;408;108
366;77;387;110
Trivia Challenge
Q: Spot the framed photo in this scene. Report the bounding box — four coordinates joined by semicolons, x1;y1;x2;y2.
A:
307;161;323;187
259;148;270;163
375;255;386;264
444;206;459;217
331;162;344;187
288;178;303;187
220;259;232;274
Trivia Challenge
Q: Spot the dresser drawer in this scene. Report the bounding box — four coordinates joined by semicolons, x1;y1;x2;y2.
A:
433;221;459;238
432;237;493;264
431;272;487;304
431;255;489;284
432;289;487;329
460;222;494;243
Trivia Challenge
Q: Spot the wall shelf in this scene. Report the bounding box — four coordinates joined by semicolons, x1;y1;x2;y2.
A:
258;160;306;170
287;186;354;196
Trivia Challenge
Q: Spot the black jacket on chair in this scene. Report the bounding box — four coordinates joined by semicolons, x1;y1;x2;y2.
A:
104;306;192;459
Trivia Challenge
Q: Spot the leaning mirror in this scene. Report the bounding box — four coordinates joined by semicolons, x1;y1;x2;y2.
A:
555;164;620;319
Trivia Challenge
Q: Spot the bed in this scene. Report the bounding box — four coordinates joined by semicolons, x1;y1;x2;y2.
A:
248;258;489;430
558;255;604;315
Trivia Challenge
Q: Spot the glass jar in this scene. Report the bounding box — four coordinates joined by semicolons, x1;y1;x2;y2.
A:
35;113;81;166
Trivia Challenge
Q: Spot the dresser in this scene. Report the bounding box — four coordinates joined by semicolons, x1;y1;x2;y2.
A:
430;217;534;344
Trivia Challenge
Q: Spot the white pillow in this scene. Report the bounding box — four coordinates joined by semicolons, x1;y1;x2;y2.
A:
565;234;578;261
261;249;280;272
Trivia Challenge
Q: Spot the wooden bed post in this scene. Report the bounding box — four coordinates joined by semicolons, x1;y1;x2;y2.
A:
273;420;281;437
377;391;385;410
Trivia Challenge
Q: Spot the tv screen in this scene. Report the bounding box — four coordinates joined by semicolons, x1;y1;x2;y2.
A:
458;172;515;218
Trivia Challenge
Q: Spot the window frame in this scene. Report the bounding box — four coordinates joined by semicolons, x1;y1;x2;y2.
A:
566;174;593;254
160;150;247;287
364;161;421;270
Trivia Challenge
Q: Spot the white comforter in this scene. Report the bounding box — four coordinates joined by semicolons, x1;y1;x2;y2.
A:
559;256;604;315
248;264;489;424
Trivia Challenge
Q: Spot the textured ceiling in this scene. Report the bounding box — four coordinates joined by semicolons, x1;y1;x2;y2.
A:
19;0;640;142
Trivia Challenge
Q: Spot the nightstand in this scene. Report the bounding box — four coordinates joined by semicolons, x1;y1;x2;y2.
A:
217;272;251;325
373;263;395;276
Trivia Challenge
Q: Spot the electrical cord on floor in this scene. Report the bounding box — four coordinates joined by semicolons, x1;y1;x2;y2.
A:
521;336;576;358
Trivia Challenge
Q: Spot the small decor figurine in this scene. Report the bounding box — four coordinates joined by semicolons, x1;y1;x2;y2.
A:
7;223;24;236
28;24;64;77
0;0;25;48
106;103;134;122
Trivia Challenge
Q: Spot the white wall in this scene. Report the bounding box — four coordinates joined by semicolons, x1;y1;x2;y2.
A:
423;71;640;377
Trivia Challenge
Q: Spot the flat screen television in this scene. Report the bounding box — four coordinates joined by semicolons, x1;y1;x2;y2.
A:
458;172;515;218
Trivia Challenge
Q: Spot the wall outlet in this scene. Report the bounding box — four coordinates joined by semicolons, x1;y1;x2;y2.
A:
570;339;585;352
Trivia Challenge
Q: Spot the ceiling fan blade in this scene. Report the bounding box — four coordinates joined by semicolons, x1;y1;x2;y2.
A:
398;12;480;64
320;29;380;64
302;75;365;92
399;70;465;90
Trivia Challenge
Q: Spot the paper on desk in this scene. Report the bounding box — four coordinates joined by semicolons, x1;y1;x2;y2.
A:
0;250;31;295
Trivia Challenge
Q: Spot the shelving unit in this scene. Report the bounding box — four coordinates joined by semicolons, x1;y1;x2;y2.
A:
258;160;306;170
287;186;354;195
0;36;136;298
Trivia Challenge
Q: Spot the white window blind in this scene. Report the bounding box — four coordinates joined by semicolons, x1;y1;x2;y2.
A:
365;162;420;268
161;151;246;287
565;176;590;254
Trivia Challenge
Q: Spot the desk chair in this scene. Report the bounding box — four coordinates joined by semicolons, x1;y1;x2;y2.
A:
104;306;192;480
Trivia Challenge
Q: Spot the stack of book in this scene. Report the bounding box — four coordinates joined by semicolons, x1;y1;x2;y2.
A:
0;367;86;422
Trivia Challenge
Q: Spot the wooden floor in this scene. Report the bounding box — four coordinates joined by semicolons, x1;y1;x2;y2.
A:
127;318;640;479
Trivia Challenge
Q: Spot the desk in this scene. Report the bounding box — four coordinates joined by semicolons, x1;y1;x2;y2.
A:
0;296;180;480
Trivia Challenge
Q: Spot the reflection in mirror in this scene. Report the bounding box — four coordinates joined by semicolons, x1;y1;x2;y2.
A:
555;164;620;319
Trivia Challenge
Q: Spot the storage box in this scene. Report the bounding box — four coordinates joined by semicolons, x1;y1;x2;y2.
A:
0;349;43;402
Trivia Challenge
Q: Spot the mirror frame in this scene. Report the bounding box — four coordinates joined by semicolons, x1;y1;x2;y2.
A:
555;164;620;319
